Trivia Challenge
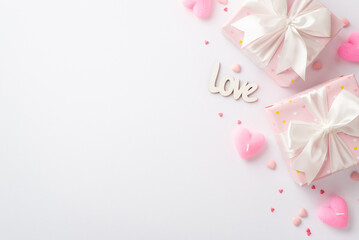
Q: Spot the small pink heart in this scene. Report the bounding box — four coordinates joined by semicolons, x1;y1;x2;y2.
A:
338;32;359;62
266;160;276;170
183;0;213;19
317;196;348;228
350;171;359;181
234;128;265;159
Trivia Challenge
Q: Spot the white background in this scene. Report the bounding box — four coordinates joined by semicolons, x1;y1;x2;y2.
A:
0;0;358;239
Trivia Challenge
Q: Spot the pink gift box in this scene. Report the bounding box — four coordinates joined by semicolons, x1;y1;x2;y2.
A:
265;74;359;185
222;0;344;87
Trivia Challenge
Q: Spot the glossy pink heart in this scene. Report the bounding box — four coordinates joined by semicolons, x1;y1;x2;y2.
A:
317;196;348;228
338;31;359;62
183;0;212;19
234;128;265;159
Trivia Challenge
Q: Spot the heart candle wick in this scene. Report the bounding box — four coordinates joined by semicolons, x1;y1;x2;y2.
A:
246;144;250;151
336;213;344;215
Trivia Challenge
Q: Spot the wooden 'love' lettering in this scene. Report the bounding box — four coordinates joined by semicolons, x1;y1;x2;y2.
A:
209;62;258;103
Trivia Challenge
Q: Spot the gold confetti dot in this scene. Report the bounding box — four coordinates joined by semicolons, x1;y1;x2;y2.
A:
276;111;279;114
341;86;344;89
355;147;358;150
296;170;300;173
282;120;286;124
289;100;293;103
291;79;294;83
239;40;243;44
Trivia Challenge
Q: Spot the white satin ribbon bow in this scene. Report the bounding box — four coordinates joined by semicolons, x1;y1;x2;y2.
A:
231;0;331;80
282;88;359;183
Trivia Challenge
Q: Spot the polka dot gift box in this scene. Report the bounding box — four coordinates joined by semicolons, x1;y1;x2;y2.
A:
265;74;359;185
222;0;344;87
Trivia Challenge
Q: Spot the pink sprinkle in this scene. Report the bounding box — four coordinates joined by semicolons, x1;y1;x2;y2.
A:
350;171;359;181
271;208;275;212
237;120;242;125
292;217;302;226
204;40;209;45
224;7;228;12
298;208;308;218
279;189;283;194
218;113;223;117
232;64;241;73
320;189;325;194
341;18;350;28
217;0;228;5
266;160;276;170
311;185;316;189
312;61;322;70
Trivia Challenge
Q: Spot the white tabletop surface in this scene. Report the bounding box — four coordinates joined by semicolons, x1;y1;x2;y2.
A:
0;0;359;239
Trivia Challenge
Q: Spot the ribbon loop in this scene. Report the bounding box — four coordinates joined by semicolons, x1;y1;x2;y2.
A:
231;0;331;80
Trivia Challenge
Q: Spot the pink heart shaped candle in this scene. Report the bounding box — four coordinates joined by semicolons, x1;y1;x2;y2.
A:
234;128;265;159
183;0;213;19
317;196;348;228
338;32;359;62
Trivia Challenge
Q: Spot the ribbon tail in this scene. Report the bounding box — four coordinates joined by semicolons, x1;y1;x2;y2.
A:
291;133;328;183
276;28;307;80
329;134;358;174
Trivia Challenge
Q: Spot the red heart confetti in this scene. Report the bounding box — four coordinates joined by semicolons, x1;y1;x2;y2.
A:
218;112;223;117
311;185;316;189
224;7;228;12
320;189;325;194
204;40;209;45
279;189;283;194
271;208;275;212
237;120;242;125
